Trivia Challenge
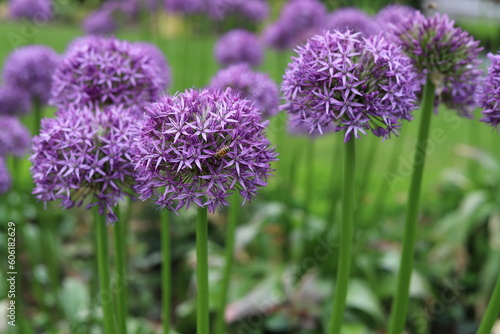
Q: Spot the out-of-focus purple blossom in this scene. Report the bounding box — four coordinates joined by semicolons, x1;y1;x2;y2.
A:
164;0;205;14
133;88;277;213
9;0;53;21
51;36;170;112
134;42;172;91
82;9;117;35
0;86;32;116
263;0;327;50
30;105;138;223
214;29;263;67
281;30;419;142
391;12;483;116
208;0;269;22
0;157;11;194
0;116;31;157
478;53;500;128
3;45;59;105
209;64;279;118
324;7;379;36
375;4;417;33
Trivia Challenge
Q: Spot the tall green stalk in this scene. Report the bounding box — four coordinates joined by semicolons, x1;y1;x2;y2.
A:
96;209;115;334
387;76;436;334
476;273;500;334
328;136;356;334
113;205;127;334
214;194;239;334
300;138;315;260
33;98;42;135
196;206;209;334
160;210;171;334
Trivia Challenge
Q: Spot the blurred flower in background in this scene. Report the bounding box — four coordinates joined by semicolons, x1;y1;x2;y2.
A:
478;53;500;127
164;0;206;14
82;8;117;35
0;86;32;116
209;64;279;118
324;7;379;36
208;0;269;22
375;4;417;33
214;29;263;67
8;0;53;21
2;45;59;105
0;157;11;194
0;116;31;157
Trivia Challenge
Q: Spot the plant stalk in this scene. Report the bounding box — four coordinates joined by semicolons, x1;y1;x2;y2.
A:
476;272;500;334
161;210;171;334
113;205;127;334
196;205;209;334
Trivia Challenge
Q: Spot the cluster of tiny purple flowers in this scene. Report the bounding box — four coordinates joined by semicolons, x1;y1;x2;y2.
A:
0;157;11;194
478;53;500;128
0;116;31;158
133;88;277;213
30;105;138;223
325;7;379;36
0;86;32;116
281;30;419;141
214;30;263;67
9;0;53;21
209;64;279;118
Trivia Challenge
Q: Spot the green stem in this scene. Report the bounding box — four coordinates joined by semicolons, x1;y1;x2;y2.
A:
476;272;500;334
33;98;42;135
161;209;171;334
113;205;127;334
387;76;436;334
328;136;356;334
196;205;209;334
300;138;315;260
96;208;115;334
214;194;239;334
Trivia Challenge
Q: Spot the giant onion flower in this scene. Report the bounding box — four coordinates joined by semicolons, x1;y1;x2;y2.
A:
214;30;263;67
9;0;53;21
324;7;379;36
478;53;500;128
0;116;31;157
133;88;277;213
0;157;11;194
0;86;32;116
281;30;419;141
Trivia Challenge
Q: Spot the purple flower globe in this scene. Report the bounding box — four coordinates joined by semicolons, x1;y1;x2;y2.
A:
30;105;138;223
51;36;170;112
214;29;263;67
391;12;483;116
82;9;117;35
0;116;31;157
288;114;337;137
3;45;59;105
134;42;172;92
324;7;379;36
478;53;500;128
9;0;53;21
0;157;11;194
164;0;205;14
208;0;269;22
133;88;277;213
209;64;279;118
281;30;419;141
0;86;32;116
375;4;417;33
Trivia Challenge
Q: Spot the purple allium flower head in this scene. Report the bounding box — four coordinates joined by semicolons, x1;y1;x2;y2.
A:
209;64;279;118
391;12;483;116
375;4;417;33
30;105;138;223
478;53;500;128
3;45;59;105
82;9;117;35
0;116;31;157
9;0;53;21
164;0;206;14
134;42;172;91
281;30;419;142
324;7;379;36
0;157;11;194
133;88;277;213
215;29;263;67
263;0;327;50
208;0;269;22
0;86;32;116
288;114;336;137
51;36;170;112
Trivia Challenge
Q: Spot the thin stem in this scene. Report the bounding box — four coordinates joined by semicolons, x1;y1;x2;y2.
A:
300;138;315;260
96;208;115;334
161;210;171;334
476;272;500;334
196;205;209;334
387;76;436;334
33;98;42;135
214;194;240;334
113;205;127;334
328;136;356;334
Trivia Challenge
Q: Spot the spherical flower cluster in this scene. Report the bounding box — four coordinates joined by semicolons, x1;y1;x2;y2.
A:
30;105;138;223
391;12;483;116
209;64;279;118
263;0;327;50
0;157;11;194
3;45;59;105
214;29;263;67
478;53;500;128
82;9;117;35
0;116;31;157
288;114;336;137
50;36;170;112
164;0;205;14
208;0;269;22
375;4;416;33
0;86;32;116
134;42;172;91
281;30;419;141
133;88;277;213
324;7;379;36
9;0;53;21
